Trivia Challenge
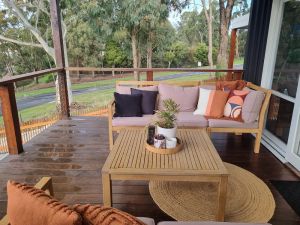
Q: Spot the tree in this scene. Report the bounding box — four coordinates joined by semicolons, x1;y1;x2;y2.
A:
217;0;235;67
201;0;213;67
104;41;127;76
1;0;73;104
194;43;208;66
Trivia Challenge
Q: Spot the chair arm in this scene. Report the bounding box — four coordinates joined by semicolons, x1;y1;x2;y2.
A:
108;100;115;119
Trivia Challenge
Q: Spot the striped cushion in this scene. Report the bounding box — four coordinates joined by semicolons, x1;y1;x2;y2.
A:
194;88;229;118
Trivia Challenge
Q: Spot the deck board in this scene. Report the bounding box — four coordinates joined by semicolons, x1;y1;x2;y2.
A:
0;116;299;224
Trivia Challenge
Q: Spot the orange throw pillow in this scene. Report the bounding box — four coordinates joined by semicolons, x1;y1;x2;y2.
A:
216;80;247;91
194;89;229;118
7;181;82;225
73;204;146;225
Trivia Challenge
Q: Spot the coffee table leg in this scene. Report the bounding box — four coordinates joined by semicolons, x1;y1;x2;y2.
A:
102;173;112;207
216;176;228;221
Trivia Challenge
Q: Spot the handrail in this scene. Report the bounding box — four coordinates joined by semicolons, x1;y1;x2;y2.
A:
66;67;243;73
0;67;64;85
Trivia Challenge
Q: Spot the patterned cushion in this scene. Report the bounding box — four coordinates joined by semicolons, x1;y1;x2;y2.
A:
194;88;229;118
7;181;82;225
224;90;249;120
73;204;146;225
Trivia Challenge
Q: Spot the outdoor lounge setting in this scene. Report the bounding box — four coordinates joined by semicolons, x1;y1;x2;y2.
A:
0;0;300;225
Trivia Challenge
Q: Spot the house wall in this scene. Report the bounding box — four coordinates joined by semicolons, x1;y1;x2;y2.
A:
243;0;273;84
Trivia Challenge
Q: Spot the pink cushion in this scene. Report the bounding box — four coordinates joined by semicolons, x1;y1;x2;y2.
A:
112;115;154;127
158;84;198;112
242;88;265;123
116;85;158;94
177;112;208;127
208;118;258;129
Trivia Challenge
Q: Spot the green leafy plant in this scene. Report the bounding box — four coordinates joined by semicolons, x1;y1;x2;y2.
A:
154;99;179;129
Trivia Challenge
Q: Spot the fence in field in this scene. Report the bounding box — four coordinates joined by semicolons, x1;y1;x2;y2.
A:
0;105;108;154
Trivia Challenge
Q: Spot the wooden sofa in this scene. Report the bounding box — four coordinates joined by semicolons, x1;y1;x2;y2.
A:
108;80;272;153
0;177;271;225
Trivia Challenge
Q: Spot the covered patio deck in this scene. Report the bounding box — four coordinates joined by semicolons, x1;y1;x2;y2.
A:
0;116;299;225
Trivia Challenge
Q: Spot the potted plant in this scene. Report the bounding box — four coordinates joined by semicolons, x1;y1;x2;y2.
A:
154;99;179;138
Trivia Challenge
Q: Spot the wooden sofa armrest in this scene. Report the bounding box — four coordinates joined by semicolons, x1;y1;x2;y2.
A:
0;177;53;225
108;100;115;119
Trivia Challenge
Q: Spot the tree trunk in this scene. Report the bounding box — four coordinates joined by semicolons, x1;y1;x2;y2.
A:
147;31;153;68
168;61;171;68
235;31;239;58
201;0;213;68
131;29;140;80
217;0;235;67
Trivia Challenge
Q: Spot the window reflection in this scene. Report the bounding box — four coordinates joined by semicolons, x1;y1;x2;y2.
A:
271;1;300;98
266;95;294;143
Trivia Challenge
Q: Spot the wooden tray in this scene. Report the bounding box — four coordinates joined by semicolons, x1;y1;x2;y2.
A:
145;138;183;155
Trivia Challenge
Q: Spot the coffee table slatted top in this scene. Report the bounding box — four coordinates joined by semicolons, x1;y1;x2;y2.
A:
103;128;228;176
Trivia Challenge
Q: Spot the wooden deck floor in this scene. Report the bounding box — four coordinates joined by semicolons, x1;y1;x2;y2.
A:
0;116;299;225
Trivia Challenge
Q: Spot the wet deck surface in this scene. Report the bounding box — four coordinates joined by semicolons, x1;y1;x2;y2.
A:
0;116;299;224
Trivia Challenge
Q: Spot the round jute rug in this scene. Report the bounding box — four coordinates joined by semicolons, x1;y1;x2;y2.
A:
149;163;275;223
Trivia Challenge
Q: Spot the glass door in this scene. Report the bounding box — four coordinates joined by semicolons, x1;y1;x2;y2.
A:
261;0;300;167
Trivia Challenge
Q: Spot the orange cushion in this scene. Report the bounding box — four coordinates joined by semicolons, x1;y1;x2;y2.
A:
73;204;146;225
7;180;82;225
194;89;229;118
216;80;247;91
205;90;229;118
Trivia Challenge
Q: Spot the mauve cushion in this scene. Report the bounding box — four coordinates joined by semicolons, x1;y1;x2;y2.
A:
116;85;158;94
158;84;199;112
73;204;146;225
131;88;158;115
208;118;258;129
7;181;82;225
114;92;142;117
242;88;265;123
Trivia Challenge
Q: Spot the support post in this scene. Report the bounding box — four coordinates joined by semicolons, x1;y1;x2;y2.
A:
227;29;237;80
0;84;23;154
50;0;70;118
146;71;153;81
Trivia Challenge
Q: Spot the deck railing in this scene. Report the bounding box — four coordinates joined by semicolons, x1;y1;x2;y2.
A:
0;67;243;155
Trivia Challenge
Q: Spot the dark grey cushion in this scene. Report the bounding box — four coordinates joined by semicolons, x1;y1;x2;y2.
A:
114;92;142;117
131;88;158;115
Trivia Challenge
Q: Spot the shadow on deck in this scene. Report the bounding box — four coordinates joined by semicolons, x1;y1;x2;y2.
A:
0;116;299;225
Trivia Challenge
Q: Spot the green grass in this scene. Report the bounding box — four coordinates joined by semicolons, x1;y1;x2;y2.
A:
233;57;244;65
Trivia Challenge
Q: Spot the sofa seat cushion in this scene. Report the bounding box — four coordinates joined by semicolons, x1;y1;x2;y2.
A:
208;118;258;129
158;222;271;225
177;112;208;127
112;115;154;127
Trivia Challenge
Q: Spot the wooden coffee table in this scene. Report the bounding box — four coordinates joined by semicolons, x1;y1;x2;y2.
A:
102;128;229;221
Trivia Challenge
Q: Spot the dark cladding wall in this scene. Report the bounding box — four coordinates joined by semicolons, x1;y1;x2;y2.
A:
243;0;273;85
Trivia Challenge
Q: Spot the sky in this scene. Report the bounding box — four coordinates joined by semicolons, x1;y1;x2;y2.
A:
168;0;202;28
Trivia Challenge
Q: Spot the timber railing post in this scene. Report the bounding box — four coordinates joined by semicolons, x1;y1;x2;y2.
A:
0;84;23;154
146;71;154;81
50;0;70;118
227;28;237;80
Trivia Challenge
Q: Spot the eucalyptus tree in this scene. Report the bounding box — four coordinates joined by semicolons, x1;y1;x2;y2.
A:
87;0;187;79
0;0;73;103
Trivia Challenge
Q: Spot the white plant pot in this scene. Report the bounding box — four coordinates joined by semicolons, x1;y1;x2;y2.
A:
157;126;177;139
